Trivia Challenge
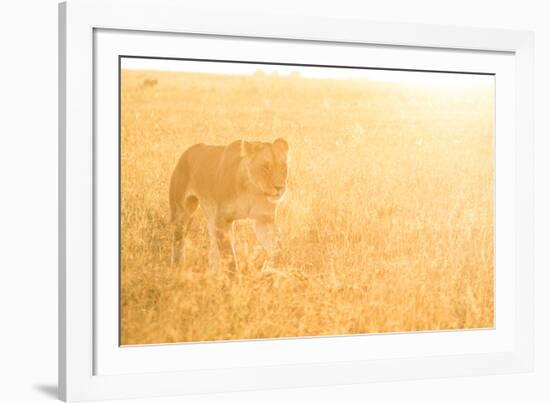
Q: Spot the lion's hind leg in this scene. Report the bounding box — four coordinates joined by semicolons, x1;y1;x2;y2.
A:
171;195;199;268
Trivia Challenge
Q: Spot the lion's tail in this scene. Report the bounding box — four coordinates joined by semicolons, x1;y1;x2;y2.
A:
169;157;187;225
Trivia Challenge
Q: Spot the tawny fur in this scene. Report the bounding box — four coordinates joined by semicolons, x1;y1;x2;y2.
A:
169;138;289;273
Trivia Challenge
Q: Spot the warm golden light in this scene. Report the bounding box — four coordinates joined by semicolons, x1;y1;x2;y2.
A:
120;65;494;345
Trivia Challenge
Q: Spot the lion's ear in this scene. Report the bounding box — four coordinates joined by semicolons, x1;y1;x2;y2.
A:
273;137;288;155
240;141;262;157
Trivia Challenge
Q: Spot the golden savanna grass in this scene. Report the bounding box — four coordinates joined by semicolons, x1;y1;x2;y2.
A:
120;68;494;345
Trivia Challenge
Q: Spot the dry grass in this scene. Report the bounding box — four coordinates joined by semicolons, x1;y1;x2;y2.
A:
120;69;494;345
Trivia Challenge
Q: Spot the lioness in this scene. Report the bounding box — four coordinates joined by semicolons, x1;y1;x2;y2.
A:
169;138;289;273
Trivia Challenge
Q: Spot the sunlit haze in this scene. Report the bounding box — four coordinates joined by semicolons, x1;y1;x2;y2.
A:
121;57;493;87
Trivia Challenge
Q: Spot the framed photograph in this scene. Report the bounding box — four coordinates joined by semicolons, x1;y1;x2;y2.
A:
59;0;534;401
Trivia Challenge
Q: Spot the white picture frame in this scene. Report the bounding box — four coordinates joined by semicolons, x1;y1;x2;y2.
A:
59;0;534;401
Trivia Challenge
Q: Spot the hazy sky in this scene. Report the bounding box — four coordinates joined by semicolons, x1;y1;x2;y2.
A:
121;57;493;88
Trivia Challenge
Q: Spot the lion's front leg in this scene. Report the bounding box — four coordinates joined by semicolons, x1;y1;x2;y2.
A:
254;215;281;269
207;216;237;275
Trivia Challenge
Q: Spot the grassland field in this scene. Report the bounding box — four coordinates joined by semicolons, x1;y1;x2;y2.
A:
120;69;494;345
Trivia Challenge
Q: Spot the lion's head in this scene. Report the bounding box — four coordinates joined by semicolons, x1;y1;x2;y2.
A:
241;138;289;202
